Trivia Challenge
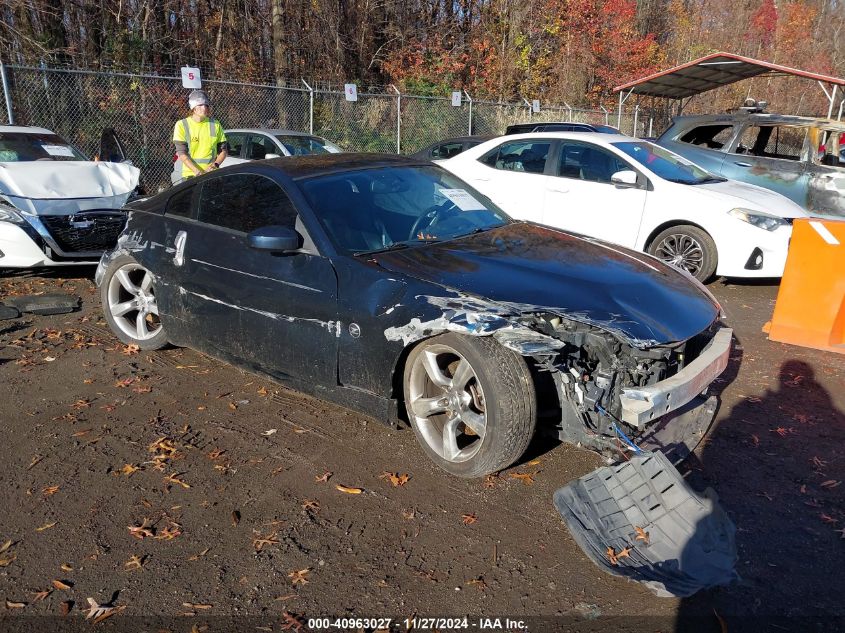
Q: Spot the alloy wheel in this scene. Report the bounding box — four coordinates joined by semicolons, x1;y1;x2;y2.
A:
654;233;704;276
107;263;162;341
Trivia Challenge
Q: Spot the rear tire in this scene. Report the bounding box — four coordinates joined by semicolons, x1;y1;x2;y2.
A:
403;333;536;478
647;225;717;283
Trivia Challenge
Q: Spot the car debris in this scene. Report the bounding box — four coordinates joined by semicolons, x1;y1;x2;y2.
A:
3;293;80;315
554;451;738;597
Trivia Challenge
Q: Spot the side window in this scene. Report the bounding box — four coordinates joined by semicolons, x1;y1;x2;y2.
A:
431;142;464;159
557;143;630;184
166;185;194;218
736;125;805;161
198;174;298;232
227;133;245;159
248;134;279;160
815;129;845;168
480;141;551;174
678;125;734;149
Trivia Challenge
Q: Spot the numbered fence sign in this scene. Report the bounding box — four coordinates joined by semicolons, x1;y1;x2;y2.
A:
181;67;202;89
344;83;358;102
451;91;462;107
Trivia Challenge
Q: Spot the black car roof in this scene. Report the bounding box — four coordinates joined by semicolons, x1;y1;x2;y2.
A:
263;152;430;179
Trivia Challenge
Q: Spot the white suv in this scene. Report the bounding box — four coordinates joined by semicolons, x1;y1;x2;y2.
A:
0;125;139;268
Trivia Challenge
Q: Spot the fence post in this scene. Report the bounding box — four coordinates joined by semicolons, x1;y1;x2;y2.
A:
522;98;532;120
390;84;401;153
648;117;654;138
563;101;572;122
301;79;314;134
633;104;640;138
0;61;13;125
464;89;473;135
600;106;608;125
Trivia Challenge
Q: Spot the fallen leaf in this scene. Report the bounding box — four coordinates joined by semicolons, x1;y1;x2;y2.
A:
36;521;57;532
380;472;410;487
606;546;619;565
85;597;126;623
51;579;73;590
466;577;487;590
616;546;632;560
301;499;320;512
253;531;280;551
634;526;650;545
527;459;542;466
60;600;73;616
122;344;140;355
746;396;761;403
288;568;310;585
115;378;135;388
155;525;183;540
32;590;51;602
182;602;213;610
483;474;498;488
124;554;144;570
42;485;60;497
60;563;73;572
461;513;478;525
281;611;304;632
335;484;363;494
187;548;210;561
163;473;191;489
402;509;416;520
821;480;841;489
117;464;140;477
257;386;269;396
820;513;838;524
261;429;277;436
0;540;11;554
5;600;26;609
508;471;536;485
315;471;332;483
207;448;225;460
128;519;155;539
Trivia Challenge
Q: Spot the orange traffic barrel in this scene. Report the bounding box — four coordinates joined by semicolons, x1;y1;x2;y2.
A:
764;218;845;354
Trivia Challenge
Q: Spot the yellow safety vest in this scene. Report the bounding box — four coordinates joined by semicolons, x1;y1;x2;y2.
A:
172;117;227;178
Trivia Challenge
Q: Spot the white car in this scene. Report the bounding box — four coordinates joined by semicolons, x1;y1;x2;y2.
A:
171;128;342;184
0;125;140;268
440;132;807;281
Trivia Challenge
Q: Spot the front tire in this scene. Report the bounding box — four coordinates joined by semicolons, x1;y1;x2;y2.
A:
403;333;536;478
647;225;718;283
101;254;169;350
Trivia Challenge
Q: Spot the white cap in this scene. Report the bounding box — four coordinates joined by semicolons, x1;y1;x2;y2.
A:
188;90;210;109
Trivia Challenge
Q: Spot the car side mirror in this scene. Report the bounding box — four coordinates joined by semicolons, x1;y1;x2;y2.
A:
247;225;301;253
264;153;281;159
611;170;639;188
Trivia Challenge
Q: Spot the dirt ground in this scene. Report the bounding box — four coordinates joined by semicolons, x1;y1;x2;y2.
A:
0;268;842;633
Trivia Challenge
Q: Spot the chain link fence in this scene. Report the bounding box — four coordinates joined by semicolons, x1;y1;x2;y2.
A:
0;64;654;191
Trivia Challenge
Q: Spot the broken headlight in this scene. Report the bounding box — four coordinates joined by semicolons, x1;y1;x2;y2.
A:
0;204;27;225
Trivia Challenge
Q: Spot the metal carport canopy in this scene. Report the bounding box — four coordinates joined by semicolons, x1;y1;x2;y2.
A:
613;52;845;118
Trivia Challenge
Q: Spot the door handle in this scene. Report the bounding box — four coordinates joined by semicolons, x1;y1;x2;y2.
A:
173;230;187;267
733;161;752;167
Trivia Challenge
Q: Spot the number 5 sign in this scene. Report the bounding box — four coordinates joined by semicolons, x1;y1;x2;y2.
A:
181;67;202;89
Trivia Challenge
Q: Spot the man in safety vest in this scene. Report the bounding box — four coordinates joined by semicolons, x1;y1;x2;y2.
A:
173;90;228;180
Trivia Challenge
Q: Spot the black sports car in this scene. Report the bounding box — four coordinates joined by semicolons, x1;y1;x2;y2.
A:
97;154;732;478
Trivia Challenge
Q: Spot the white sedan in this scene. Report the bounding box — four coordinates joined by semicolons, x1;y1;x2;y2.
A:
440;132;807;281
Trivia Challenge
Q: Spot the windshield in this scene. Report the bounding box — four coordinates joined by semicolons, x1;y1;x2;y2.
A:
299;165;510;255
275;135;342;155
0;132;87;162
612;141;722;184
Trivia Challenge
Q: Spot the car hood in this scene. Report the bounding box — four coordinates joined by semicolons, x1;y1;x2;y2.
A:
691;178;807;218
371;223;720;347
0;161;140;214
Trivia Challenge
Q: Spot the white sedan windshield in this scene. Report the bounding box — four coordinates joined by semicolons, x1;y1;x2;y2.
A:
613;141;724;185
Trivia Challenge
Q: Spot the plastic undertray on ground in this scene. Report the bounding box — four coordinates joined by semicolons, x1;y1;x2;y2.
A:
2;293;81;315
553;450;738;597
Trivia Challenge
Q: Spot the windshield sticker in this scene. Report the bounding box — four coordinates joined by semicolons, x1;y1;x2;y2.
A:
440;188;486;211
41;144;75;157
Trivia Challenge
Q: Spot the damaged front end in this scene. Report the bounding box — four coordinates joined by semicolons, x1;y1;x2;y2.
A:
524;312;732;463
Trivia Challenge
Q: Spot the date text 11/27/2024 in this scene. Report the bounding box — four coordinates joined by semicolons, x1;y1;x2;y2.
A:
306;617;528;630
